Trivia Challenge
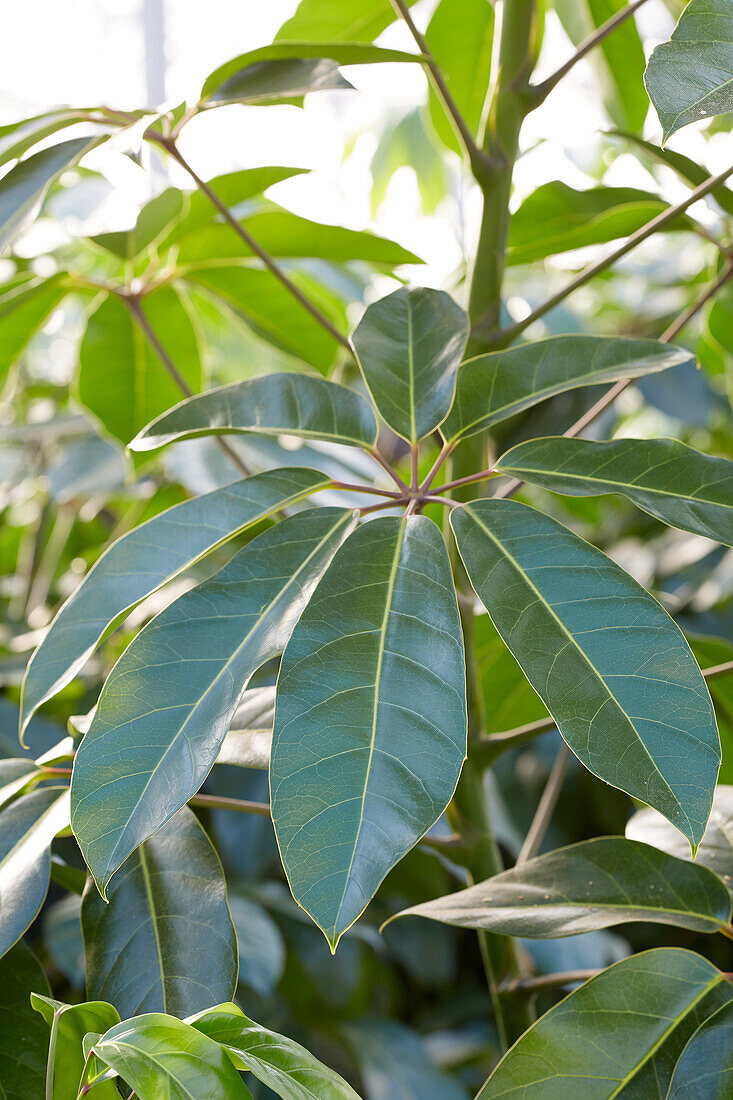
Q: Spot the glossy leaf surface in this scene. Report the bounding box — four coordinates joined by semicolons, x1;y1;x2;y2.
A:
391;837;731;936
72;508;355;895
77;288;202;444
476;949;733;1098
81;807;237;1018
275;0;413;42
443;336;692;442
91;1014;252;1100
0;137;95;253
0;942;50;1100
645;0;733;140
31;995;119;1100
668;1000;733;1099
20;467;329;734
351;286;468;442
626;784;733;890
130;374;378;452
0;757;39;809
0;787;70;958
496;436;733;545
451;499;719;848
190;1001;363;1100
271;516;466;947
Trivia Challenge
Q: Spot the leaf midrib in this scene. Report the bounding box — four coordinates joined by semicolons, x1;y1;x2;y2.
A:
418;894;726;929
138;844;167;1013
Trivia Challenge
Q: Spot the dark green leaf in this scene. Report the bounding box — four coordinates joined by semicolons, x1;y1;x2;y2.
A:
443;335;692;442
20;467;329;734
627;784;733;891
0;758;39;809
424;0;494;155
77;288;202;443
89;1014;252;1099
42;894;85;987
451;499;719;849
31;994;119;1100
342;1020;468;1100
228;894;284;997
130;374;378;453
668;1000;733;1099
276;0;413;42
645;0;733;140
476;949;733;1098
82;807;237;1018
0;137;96;253
271;516;466;947
72;508;356;896
496;436;733;545
351;287;468;442
390;837;731;936
0;787;70;958
0;942;50;1100
555;0;647;130
506;183;688;266
202;43;423;103
0;275;67;382
189;1001;363;1099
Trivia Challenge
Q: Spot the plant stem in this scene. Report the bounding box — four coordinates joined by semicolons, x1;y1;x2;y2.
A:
499;969;600;994
530;0;652;107
476;163;733;344
123;294;252;479
431;465;497;495
516;743;572;864
368;447;410;492
331;481;403;499
158;139;353;356
189;793;271;816
388;0;491;177
420;440;456;493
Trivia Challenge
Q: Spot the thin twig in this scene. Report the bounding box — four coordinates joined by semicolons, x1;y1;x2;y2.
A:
432;465;497;495
331;481;403;499
369;447;410;492
189;793;271;816
420;440;456;493
531;0;652;107
475;163;733;342
388;0;492;179
158;139;354;355
499;969;600;994
703;658;733;681
124;294;252;478
516;743;572;864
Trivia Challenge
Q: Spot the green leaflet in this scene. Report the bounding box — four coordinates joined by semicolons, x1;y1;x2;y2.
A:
506;183;688;266
0;942;51;1100
0;787;70;958
82;807;237;1019
608;130;733;215
388;837;732;936
645;0;733;140
627;784;733;890
668;1000;733;1099
0;275;67;382
0;137;96;254
495;436;733;546
20;467;329;736
450;499;719;849
351;286;468;443
88;1014;252;1100
424;0;494;156
72;508;355;896
476;949;733;1098
201;44;423;104
31;995;120;1100
276;0;414;42
77;287;202;443
271;516;466;948
130;373;378;452
442;335;692;442
0;758;39;809
189;1002;363;1100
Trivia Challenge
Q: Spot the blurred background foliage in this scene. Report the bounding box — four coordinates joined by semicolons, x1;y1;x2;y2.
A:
1;0;732;1094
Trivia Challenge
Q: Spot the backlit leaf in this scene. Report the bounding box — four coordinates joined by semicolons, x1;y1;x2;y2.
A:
31;994;120;1100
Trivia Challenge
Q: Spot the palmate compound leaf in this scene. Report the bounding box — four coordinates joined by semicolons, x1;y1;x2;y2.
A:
30;995;120;1100
188;1002;363;1100
350;286;468;443
81;807;237;1019
476;949;733;1098
645;0;733;141
387;837;732;937
626;784;733;890
270;515;467;949
87;1014;253;1100
129;374;378;453
0;786;70;959
442;335;694;442
667;1000;733;1099
20;466;330;737
451;499;720;850
71;508;356;897
495;436;733;546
